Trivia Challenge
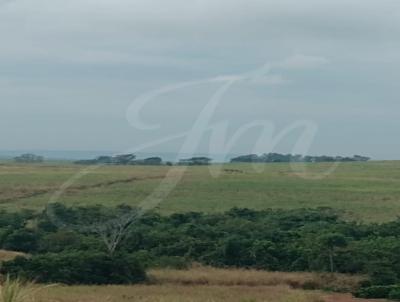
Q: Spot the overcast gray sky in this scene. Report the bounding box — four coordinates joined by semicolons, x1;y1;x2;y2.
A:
1;0;399;159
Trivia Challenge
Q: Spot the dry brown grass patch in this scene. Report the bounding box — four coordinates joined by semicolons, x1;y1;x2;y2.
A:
0;251;26;262
35;284;324;302
148;266;363;292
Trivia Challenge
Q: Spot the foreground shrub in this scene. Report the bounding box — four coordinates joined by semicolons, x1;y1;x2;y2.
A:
0;276;38;302
1;252;146;285
354;285;400;299
389;288;400;300
366;261;399;286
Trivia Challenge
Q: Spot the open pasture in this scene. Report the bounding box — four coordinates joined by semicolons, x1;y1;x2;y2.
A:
1;161;400;221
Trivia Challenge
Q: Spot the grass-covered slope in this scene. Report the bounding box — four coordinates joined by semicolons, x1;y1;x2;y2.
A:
1;161;400;221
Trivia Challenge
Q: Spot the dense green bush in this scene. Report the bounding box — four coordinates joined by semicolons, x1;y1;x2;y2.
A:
2;229;39;253
3;204;400;287
1;252;146;285
389;288;400;301
355;285;400;299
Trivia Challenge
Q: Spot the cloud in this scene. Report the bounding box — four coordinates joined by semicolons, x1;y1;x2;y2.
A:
0;0;400;66
0;0;400;158
277;55;330;70
251;74;287;86
0;0;15;7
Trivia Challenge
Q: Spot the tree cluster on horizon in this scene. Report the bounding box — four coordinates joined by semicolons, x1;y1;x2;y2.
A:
230;153;370;163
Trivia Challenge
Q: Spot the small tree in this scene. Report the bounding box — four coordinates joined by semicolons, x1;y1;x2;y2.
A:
318;233;347;273
46;203;139;256
91;211;138;256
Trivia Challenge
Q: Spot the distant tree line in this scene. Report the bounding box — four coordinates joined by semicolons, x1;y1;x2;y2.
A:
14;154;44;163
11;153;371;165
1;204;400;297
74;154;167;166
74;154;213;166
230;153;370;163
178;157;212;165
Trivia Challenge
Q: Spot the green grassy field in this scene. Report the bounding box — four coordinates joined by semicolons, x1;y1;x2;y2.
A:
1;161;400;222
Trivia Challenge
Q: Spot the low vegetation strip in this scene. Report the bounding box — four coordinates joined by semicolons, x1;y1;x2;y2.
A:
323;294;388;302
148;266;362;291
0;175;165;204
34;284;323;302
0;268;379;302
